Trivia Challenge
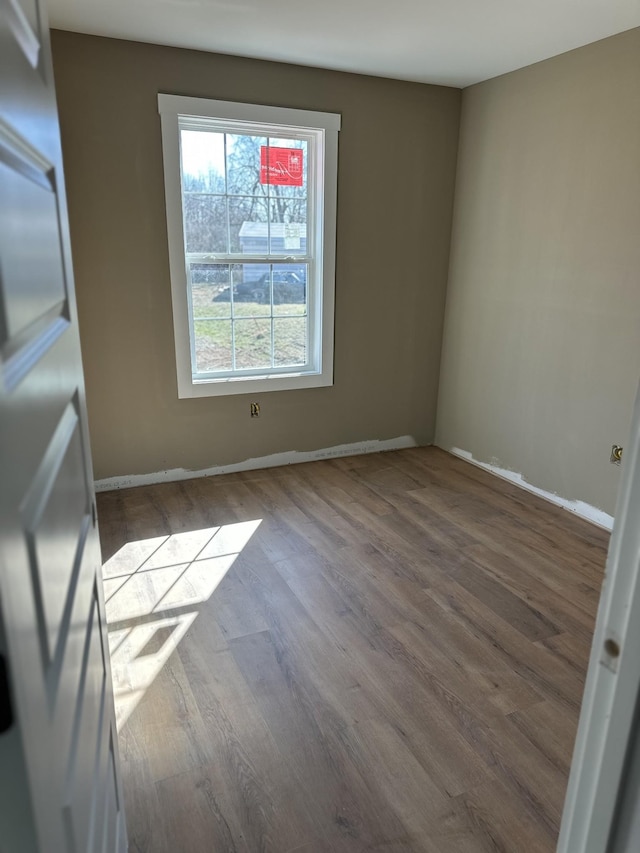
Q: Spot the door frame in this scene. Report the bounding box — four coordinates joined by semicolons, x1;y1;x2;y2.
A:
558;380;640;851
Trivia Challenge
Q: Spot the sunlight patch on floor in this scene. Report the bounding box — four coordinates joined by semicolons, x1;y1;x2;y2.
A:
102;520;262;728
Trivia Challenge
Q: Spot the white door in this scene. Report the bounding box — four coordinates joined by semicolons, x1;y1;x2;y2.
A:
0;1;127;851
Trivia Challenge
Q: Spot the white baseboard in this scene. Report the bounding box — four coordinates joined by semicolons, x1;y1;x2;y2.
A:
449;447;614;532
94;435;419;492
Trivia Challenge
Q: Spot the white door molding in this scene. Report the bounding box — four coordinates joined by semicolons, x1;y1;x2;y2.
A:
558;379;640;852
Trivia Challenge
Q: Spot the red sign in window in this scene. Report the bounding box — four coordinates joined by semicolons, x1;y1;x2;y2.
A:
260;146;304;187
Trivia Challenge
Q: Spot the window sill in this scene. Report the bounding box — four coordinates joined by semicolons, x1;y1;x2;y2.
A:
178;369;333;398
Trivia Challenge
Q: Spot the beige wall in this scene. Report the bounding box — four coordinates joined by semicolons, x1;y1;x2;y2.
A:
50;31;460;481
436;28;640;517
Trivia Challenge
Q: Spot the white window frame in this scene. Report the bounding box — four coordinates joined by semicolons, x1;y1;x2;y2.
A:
158;94;340;398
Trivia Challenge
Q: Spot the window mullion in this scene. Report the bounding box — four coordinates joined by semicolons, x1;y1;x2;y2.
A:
185;254;311;263
267;138;271;259
270;270;275;369
231;319;236;372
230;262;237;372
186;265;197;376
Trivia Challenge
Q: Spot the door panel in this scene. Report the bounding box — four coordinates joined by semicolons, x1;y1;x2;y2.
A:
3;0;41;69
0;151;67;341
0;0;126;850
0;124;68;391
62;590;106;853
23;401;89;666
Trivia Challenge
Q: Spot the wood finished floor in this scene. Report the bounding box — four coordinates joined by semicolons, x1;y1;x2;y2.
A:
97;447;609;853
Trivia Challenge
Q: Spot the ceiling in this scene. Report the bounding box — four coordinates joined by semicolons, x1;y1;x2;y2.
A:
47;0;640;87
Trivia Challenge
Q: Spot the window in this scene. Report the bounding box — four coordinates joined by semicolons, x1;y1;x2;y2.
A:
158;95;340;398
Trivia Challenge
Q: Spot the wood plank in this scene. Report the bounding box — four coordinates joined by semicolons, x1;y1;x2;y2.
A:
118;750;166;853
462;543;598;639
282;565;494;797
454;777;556;853
425;578;586;713
346;718;480;853
229;629;411;851
118;648;214;784
172;650;318;851
448;554;563;642
507;699;578;776
389;619;542;717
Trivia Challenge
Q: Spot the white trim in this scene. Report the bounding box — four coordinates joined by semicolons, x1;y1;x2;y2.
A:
558;381;640;853
157;94;340;399
94;435;419;492
447;446;614;531
182;368;334;397
158;94;341;132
